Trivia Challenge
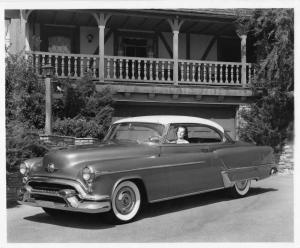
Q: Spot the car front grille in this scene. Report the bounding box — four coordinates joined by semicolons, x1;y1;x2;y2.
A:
28;181;76;193
31;194;66;204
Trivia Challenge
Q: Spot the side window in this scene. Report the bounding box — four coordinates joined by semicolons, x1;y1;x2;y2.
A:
187;125;223;144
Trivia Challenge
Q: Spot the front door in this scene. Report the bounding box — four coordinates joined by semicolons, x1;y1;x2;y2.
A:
159;123;225;197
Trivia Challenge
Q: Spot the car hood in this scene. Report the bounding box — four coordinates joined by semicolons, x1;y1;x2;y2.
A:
30;142;159;180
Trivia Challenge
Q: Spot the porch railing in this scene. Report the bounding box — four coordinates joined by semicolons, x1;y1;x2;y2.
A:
29;51;255;86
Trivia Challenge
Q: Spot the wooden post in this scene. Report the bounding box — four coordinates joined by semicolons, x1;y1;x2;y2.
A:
20;10;31;56
45;76;52;135
42;64;54;135
98;24;105;82
173;30;179;84
92;12;111;82
240;34;247;86
168;18;184;85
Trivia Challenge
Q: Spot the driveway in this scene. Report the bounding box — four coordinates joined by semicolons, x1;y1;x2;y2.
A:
7;174;293;242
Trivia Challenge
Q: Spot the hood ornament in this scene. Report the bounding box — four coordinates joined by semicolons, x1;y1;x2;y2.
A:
46;163;56;173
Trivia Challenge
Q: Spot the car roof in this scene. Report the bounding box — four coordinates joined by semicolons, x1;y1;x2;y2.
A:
113;115;224;133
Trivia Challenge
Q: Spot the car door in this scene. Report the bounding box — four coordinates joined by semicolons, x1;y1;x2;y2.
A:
159;123;225;198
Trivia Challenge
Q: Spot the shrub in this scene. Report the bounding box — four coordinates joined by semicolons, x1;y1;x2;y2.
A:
53;118;104;139
53;74;114;139
6;54;48;171
6;120;49;172
6;54;45;129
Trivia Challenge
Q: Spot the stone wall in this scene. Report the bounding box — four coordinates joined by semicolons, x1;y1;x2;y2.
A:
278;141;294;174
7;172;22;204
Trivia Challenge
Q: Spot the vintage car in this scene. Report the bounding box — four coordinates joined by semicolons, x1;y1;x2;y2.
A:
18;115;277;223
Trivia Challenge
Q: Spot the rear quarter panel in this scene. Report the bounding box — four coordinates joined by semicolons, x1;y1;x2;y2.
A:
214;143;275;183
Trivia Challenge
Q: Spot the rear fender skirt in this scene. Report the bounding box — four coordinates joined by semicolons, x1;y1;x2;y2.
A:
221;164;274;187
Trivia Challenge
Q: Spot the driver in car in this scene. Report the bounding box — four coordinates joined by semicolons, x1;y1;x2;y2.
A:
176;126;189;144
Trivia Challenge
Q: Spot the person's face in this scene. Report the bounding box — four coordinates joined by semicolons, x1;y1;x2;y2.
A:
177;127;185;139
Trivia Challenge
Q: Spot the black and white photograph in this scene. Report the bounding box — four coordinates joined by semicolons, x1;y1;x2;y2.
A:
1;0;297;246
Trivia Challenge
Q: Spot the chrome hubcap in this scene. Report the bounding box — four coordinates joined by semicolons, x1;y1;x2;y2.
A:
236;180;248;190
115;187;136;215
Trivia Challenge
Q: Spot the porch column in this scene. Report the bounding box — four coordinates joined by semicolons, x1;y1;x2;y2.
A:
93;13;111;82
20;10;31;55
42;64;54;135
168;18;184;85
240;34;247;86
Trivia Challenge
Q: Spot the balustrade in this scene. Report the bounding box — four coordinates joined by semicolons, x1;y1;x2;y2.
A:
28;51;253;86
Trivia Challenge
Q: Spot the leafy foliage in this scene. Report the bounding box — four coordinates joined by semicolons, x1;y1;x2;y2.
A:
6;54;49;171
6;120;49;171
52;73;115;140
53;118;103;138
6;54;45;129
238;9;294;153
6;56;115;171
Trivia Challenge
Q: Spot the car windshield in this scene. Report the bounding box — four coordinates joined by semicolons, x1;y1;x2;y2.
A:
104;122;165;143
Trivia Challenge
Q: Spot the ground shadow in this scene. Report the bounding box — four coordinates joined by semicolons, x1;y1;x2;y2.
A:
22;186;277;229
140;186;278;220
24;211;115;229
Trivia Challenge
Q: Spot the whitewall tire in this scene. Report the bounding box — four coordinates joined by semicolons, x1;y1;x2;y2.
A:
111;181;141;223
230;179;251;198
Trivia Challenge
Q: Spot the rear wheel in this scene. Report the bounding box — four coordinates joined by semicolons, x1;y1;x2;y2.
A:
110;181;141;224
230;179;251;198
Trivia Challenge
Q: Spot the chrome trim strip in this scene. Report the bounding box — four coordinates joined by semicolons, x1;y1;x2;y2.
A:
150;187;225;203
18;199;111;214
221;171;234;188
95;160;205;175
226;163;273;172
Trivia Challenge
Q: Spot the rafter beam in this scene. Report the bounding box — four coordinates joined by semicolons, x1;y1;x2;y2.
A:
87;16;94;26
158;32;172;58
136;17;147;27
153;19;165;30
201;24;231;60
105;28;113;43
184;22;198;32
197;23;214;34
120;16;131;29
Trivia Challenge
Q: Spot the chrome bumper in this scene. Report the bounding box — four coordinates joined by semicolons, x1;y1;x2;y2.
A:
17;177;111;214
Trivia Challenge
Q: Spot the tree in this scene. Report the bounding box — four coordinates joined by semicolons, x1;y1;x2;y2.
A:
6;54;49;171
238;9;294;154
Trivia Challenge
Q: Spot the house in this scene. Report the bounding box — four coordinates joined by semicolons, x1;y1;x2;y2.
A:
5;9;256;139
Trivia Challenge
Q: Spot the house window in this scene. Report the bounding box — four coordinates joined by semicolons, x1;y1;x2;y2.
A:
123;38;148;57
48;36;71;53
117;31;156;58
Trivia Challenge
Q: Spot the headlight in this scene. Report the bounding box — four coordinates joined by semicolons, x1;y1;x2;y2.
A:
19;162;29;175
82;166;95;183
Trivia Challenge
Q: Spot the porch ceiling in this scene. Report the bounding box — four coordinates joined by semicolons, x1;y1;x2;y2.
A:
29;9;238;37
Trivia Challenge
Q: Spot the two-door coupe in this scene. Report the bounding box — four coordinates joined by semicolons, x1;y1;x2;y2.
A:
18;116;277;223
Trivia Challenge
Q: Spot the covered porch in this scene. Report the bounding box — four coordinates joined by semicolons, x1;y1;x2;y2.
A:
16;9;254;87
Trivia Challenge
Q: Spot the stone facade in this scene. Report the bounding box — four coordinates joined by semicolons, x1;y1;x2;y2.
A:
7;172;22;203
278;141;294;174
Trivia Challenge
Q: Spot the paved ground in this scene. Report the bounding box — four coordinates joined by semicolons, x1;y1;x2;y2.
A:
7;174;293;242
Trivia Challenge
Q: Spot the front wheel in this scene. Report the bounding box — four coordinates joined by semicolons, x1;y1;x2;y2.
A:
230;179;251;198
110;181;141;223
